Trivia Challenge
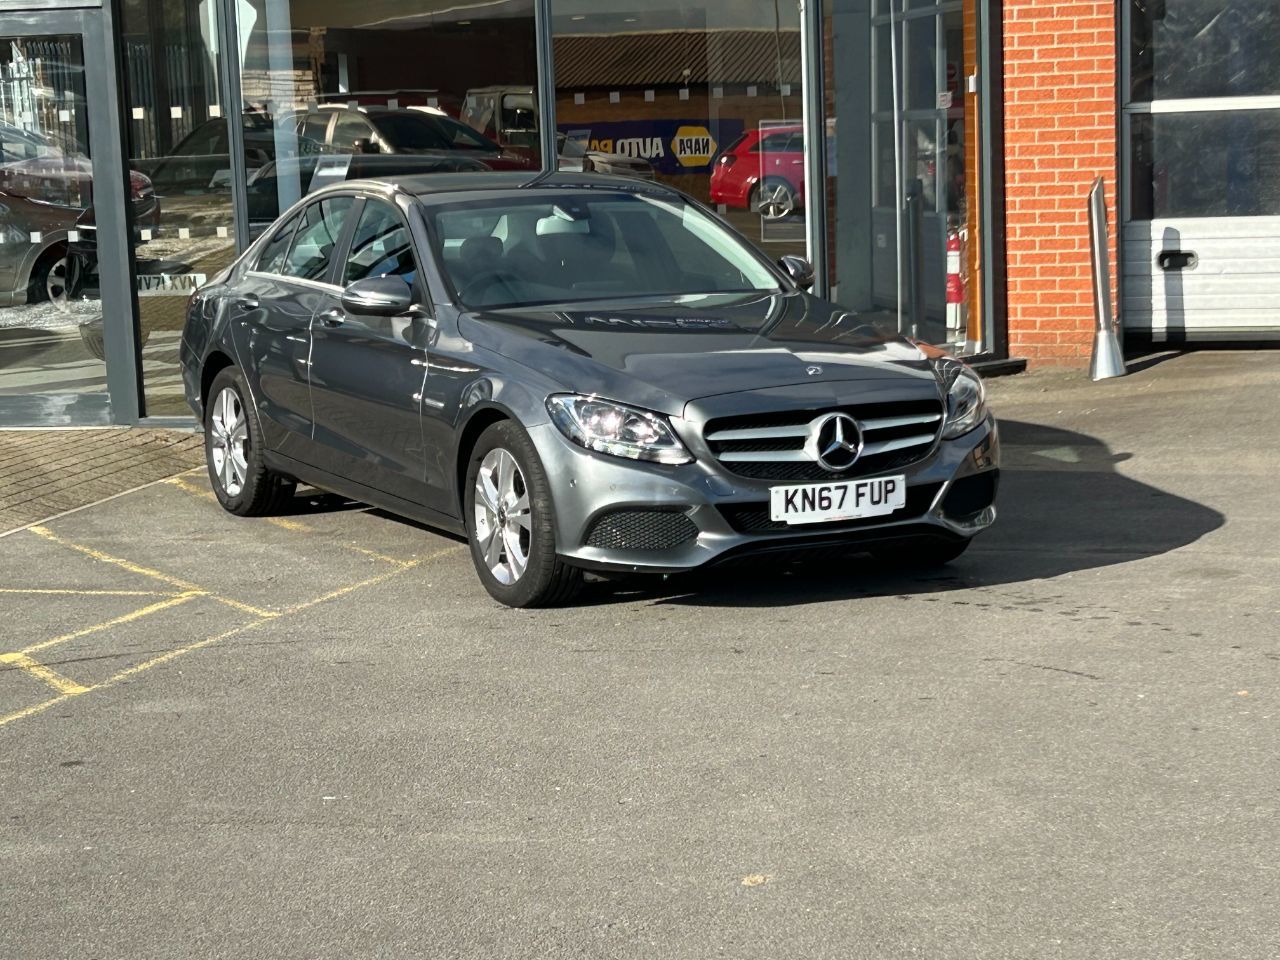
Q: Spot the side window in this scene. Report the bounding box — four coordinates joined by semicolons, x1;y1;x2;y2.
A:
257;214;299;274
282;196;354;282
333;112;375;151
345;200;417;287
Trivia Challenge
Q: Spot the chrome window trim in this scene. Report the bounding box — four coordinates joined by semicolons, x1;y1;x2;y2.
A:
244;269;343;294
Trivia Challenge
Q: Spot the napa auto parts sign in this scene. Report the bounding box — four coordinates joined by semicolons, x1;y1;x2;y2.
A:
561;119;745;174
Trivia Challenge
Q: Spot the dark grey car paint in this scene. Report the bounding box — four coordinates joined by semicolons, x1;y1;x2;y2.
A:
180;173;998;572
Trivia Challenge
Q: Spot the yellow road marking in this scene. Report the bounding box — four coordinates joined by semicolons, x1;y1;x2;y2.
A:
343;544;415;568
0;652;89;696
165;474;412;566
0;589;175;597
27;525;279;620
0;545;464;730
20;592;202;656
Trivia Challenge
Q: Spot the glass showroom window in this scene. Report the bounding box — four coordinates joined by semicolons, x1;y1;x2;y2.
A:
551;0;808;265
234;0;539;234
118;0;237;416
826;0;988;355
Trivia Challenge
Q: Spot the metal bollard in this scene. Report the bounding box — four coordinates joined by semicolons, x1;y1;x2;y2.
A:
1088;177;1125;380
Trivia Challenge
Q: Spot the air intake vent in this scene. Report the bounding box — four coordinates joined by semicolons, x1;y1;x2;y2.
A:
585;510;699;551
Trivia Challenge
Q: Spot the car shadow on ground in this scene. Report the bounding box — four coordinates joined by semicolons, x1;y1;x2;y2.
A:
580;419;1226;608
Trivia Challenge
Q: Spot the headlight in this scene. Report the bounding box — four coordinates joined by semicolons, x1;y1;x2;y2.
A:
939;362;987;439
547;395;693;464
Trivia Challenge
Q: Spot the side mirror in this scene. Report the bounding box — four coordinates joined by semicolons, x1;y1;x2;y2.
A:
352;138;380;155
779;255;815;290
341;276;413;316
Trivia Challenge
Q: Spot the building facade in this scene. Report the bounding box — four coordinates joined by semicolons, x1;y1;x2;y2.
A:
0;1;1273;426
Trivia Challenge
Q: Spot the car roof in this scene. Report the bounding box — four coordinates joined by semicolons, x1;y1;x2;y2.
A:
367;171;681;202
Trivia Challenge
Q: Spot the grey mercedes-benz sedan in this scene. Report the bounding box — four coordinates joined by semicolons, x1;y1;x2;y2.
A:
180;173;999;607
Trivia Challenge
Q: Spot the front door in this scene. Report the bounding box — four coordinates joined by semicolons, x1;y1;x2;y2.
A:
1122;2;1280;340
0;9;138;425
307;197;431;504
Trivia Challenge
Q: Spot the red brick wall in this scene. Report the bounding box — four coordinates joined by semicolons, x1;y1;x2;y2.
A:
1002;1;1118;365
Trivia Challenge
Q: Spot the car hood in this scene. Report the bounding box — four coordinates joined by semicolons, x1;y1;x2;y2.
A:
458;291;941;417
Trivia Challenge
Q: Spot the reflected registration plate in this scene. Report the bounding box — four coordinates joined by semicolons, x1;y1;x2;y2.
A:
769;475;907;525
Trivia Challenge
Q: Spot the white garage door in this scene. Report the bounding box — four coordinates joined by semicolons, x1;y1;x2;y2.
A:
1122;2;1280;341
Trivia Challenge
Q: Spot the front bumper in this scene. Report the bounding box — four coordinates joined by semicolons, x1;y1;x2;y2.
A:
528;415;1000;574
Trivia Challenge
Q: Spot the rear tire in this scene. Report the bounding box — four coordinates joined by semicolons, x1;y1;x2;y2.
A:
464;421;583;608
204;367;296;517
873;538;971;569
27;247;69;305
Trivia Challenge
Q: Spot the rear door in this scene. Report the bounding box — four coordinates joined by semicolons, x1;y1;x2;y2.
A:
307;196;433;503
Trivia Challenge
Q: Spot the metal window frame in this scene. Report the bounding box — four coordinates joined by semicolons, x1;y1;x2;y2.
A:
1;1;143;423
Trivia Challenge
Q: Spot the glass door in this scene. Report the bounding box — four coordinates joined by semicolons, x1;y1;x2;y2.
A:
0;9;138;425
823;0;985;354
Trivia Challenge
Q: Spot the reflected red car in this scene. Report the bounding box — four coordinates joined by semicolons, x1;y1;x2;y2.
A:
709;126;807;221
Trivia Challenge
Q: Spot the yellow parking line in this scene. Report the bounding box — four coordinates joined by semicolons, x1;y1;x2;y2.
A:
27;525;279;620
20;592;203;655
166;474;412;566
0;544;463;729
283;545;460;613
0;589;175;597
0;652;89;696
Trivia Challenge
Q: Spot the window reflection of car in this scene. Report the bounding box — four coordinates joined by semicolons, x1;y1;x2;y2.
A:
141;113;325;196
244;151;489;234
709;126;808;221
0;150;159;308
556;130;654;180
292;105;537;171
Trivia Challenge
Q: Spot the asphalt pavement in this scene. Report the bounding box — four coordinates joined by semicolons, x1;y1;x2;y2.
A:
1;350;1277;959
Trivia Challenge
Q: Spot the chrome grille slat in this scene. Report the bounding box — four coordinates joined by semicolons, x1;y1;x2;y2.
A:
860;433;936;456
718;449;811;462
704;424;811;442
860;412;942;431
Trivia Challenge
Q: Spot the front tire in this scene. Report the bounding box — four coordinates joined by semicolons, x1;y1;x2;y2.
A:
204;367;295;516
464;421;583;608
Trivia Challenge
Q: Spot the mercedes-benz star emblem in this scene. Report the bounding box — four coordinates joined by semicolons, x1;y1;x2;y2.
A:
806;365;823;376
804;412;863;472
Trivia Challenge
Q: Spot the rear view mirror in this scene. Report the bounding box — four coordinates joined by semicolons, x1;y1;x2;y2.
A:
778;255;815;290
341;276;412;316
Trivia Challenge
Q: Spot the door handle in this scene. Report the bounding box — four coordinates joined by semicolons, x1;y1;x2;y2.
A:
233;294;258;310
318;306;346;326
1157;249;1197;271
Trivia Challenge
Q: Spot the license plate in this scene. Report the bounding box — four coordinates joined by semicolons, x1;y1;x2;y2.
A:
769;475;907;524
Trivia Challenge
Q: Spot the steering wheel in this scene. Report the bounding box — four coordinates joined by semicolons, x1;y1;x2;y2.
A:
458;268;522;306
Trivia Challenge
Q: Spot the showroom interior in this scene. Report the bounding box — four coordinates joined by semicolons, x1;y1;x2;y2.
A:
0;0;1007;427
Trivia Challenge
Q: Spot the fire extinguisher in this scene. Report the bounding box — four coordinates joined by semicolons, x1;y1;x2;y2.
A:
946;227;966;336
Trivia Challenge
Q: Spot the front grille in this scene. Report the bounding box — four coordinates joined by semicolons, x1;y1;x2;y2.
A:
584;510;699;551
718;482;943;535
703;399;943;482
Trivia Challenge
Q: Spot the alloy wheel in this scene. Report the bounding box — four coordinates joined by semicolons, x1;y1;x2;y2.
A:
757;183;795;221
209;386;249;498
46;256;69;306
473;447;533;585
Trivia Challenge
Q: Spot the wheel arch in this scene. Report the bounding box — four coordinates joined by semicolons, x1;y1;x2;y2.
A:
200;350;237;417
453;402;518;516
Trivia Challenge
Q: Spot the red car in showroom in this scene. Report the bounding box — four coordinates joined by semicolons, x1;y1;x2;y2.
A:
709;125;806;221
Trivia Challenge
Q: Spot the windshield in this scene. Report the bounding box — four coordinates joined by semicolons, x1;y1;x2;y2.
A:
428;191;781;309
371;113;498;152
